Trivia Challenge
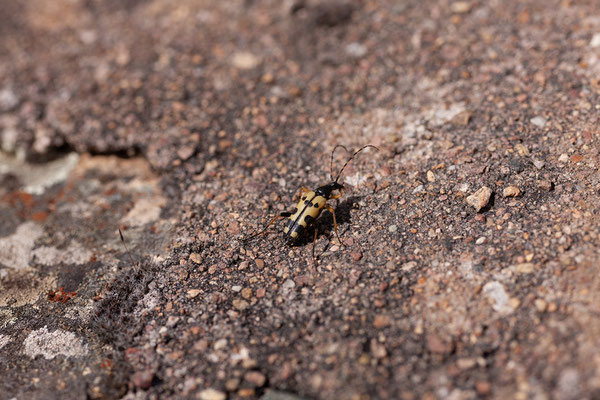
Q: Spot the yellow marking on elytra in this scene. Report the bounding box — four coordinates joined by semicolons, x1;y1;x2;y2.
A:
288;192;327;228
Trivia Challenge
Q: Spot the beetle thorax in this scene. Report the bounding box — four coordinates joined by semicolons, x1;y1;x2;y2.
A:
315;182;343;199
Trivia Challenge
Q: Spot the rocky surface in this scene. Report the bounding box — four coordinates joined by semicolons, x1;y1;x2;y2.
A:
1;0;600;399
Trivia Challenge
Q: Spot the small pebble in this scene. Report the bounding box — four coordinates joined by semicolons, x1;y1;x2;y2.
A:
388;225;398;233
194;339;208;351
475;381;491;396
242;358;257;369
515;263;534;274
198;388;226;400
558;154;569;163
233;299;250;311
241;288;252;300
426;334;453;354
373;314;391;328
261;73;274;83
244;371;266;387
238;388;255;397
231;52;259;69
452;110;472;125
532;159;545;169
187;289;202;299
177;145;195;161
503;186;521;197
530;116;547;128
294;275;311;286
351;250;362;261
515;144;529;156
456;358;476;370
379;281;389;292
536;180;553;191
345;42;367;58
557;368;581;399
482;281;514;314
509;297;520;309
238;261;249;270
535;298;547;312
370;339;387;359
475;237;486;245
402;261;417;271
282;279;296;290
225;378;240;391
466;186;493;212
214;339;227;350
412;184;424;194
0;88;18;110
450;1;472;13
426;170;436;182
226;221;240;235
570;154;583;163
132;370;154;390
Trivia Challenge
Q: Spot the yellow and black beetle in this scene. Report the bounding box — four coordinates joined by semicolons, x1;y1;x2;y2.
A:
244;144;379;258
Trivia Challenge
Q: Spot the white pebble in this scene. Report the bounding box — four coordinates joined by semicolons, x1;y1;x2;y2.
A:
231;52;259;69
482;281;514;314
198;388;226;400
345;42;367;58
530;116;547;128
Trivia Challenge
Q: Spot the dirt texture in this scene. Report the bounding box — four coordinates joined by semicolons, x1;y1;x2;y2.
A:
1;1;600;399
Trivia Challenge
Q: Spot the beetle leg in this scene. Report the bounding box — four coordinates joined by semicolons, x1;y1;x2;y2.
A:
329;187;344;200
324;204;344;247
243;211;291;242
296;187;310;200
312;226;318;265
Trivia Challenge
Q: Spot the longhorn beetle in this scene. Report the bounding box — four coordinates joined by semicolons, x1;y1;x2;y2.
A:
244;144;379;259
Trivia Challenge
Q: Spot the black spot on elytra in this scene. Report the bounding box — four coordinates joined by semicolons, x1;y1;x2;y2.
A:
304;214;315;226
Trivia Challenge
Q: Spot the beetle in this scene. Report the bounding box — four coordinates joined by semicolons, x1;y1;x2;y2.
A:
244;144;379;259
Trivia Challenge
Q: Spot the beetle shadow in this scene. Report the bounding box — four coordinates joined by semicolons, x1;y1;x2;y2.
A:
290;195;359;248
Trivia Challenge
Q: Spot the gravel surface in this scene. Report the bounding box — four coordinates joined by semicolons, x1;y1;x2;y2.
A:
1;1;600;399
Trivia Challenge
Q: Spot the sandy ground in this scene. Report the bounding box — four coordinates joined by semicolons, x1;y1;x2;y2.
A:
1;1;600;399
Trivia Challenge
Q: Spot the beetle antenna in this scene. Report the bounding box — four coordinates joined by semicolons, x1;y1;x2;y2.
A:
334;145;379;183
118;227;136;267
330;144;351;182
